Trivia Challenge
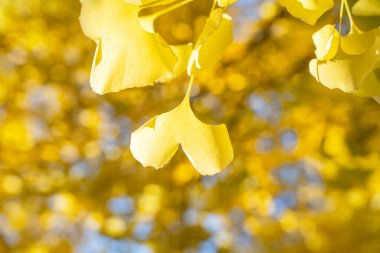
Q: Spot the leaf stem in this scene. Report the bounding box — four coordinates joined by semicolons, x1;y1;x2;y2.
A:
195;0;219;47
338;0;345;36
343;0;356;30
185;0;219;98
185;75;195;98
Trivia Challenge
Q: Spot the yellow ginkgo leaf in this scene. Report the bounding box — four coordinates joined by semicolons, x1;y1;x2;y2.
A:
79;0;181;94
352;0;380;16
171;44;193;77
298;0;319;10
218;0;238;7
130;84;234;175
341;26;380;55
187;8;233;74
279;0;334;25
309;38;380;96
312;24;339;60
137;0;195;33
355;68;380;97
197;14;233;69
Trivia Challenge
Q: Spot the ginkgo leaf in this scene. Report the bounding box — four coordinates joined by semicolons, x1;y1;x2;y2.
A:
197;14;233;69
355;68;380;97
279;0;334;25
79;0;181;94
298;0;319;10
309;38;380;96
187;8;233;74
171;44;193;77
218;0;238;7
137;0;195;33
313;25;380;58
341;26;380;55
312;24;339;60
130;87;234;175
352;0;380;16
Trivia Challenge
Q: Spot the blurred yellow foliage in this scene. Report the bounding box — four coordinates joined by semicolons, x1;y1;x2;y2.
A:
0;0;379;253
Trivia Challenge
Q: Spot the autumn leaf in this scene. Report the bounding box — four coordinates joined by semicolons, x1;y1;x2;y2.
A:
130;80;234;175
278;0;334;25
352;0;380;16
312;24;339;60
309;12;380;97
187;8;233;74
341;26;380;55
310;36;380;96
79;0;189;94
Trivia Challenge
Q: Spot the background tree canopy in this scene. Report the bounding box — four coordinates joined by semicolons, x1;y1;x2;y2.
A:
0;0;380;252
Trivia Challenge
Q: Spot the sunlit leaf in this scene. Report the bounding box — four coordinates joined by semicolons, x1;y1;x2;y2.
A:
188;8;233;74
309;38;380;96
137;0;195;33
79;0;180;94
171;43;193;76
341;26;380;55
130;88;234;175
356;68;380;97
312;24;339;60
279;0;334;25
298;0;319;10
134;0;194;77
352;0;380;16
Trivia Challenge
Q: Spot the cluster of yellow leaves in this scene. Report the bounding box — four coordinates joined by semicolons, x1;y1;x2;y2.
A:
279;0;380;101
309;24;380;98
79;0;236;175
